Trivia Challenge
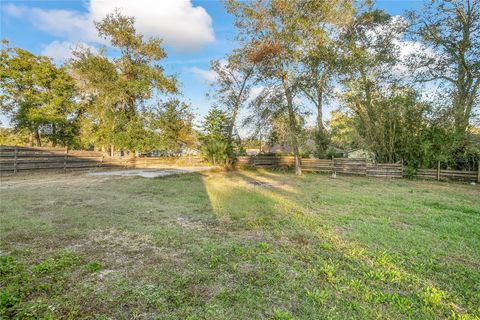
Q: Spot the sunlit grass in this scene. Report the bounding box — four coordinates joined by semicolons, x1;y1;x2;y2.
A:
0;170;479;319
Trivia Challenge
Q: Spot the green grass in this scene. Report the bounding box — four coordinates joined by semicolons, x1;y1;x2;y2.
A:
0;169;479;319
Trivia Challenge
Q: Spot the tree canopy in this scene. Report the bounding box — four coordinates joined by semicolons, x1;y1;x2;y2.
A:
0;0;478;172
0;42;77;147
70;11;177;152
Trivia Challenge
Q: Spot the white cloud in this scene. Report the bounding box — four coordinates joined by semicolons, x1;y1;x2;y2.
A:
41;41;96;63
189;67;217;82
30;8;99;43
90;0;214;51
393;39;439;78
5;0;215;51
3;3;27;17
42;41;75;62
249;86;264;101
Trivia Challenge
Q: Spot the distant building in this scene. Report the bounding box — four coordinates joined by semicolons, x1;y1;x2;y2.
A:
346;149;373;160
138;146;200;157
246;148;260;156
329;147;348;158
264;143;292;154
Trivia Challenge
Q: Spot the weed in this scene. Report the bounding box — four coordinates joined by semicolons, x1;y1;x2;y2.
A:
0;170;478;318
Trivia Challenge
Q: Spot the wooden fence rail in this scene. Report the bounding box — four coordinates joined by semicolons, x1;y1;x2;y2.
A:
1;146;478;182
134;156;205;168
236;155;478;182
0;146;106;174
417;168;478;181
0;146;206;175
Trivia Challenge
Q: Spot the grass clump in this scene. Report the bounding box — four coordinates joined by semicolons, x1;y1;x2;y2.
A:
0;169;478;319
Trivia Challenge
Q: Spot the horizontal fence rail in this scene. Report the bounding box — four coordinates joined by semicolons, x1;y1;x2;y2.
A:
1;146;478;182
334;158;367;175
134;156;205;169
366;163;403;178
0;146;207;175
417;168;478;181
235;155;478;182
0;146;104;174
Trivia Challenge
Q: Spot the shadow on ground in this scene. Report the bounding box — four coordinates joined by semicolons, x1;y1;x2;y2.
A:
0;169;479;319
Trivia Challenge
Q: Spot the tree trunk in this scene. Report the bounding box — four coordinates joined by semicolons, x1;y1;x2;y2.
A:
283;77;301;175
452;28;478;145
228;104;239;142
129;150;136;159
51;123;57;147
28;130;33;147
315;89;328;157
35;130;41;147
453;94;471;146
226;67;253;166
229;67;253;139
316;90;324;131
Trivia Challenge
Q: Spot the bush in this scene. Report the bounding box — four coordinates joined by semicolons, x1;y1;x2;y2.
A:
403;164;417;179
201;139;229;166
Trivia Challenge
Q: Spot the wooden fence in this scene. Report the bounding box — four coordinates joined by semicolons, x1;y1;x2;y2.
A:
134;156;205;169
0;146;205;175
236;155;478;182
366;163;403;178
0;146;104;174
334;158;367;175
417;168;478;181
1;146;478;182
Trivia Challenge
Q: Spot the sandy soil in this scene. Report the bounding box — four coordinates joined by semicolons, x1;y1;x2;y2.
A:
87;167;215;178
0;166;216;190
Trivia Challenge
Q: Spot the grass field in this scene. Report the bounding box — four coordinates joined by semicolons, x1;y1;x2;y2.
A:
0;169;479;319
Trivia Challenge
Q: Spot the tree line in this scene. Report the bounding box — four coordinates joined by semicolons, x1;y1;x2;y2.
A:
1;11;192;156
207;0;479;173
1;0;479;174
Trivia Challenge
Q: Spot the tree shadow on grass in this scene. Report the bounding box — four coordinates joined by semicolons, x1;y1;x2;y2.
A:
201;170;478;319
0;170;478;319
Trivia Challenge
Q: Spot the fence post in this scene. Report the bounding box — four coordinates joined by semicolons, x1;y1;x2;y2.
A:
437;161;440;181
14;146;18;174
331;156;336;176
64;146;68;173
401;159;404;178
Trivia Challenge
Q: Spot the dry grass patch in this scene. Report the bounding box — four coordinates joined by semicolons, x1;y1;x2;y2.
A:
1;169;479;319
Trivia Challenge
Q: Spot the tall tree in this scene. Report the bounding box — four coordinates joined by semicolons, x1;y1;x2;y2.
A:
149;99;196;154
328;109;359;151
343;84;432;164
409;0;480;141
226;0;310;174
298;0;355;157
200;107;231;165
340;10;406;160
71;11;176;153
210;49;256;143
0;42;77;147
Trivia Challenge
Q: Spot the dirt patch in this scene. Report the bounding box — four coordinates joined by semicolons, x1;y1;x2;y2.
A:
391;220;412;230
62;229;188;277
446;255;480;269
87;167;214;178
247;180;274;187
242;179;287;188
0;173;105;190
0;167;215;190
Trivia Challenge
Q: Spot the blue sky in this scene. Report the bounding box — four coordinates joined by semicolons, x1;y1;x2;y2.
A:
0;0;424;127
